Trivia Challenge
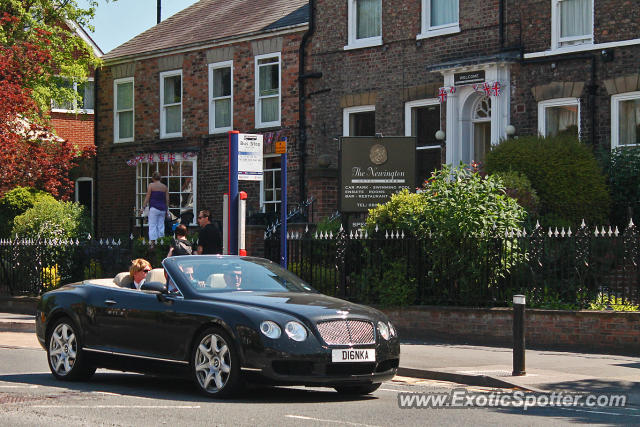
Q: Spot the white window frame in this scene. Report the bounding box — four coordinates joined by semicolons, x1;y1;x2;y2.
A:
551;0;594;51
51;77;95;114
208;61;233;134
135;158;198;226
113;77;134;143
537;97;581;137
404;98;441;147
344;0;383;50
255;53;281;129
75;177;93;220
343;105;375;136
417;0;460;40
260;154;281;213
160;69;183;139
611;91;640;149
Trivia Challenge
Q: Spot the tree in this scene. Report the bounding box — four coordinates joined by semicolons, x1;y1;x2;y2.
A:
0;0;103;111
0;1;104;198
0;13;93;198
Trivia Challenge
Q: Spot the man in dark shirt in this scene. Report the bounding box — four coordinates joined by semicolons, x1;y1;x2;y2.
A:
196;209;222;254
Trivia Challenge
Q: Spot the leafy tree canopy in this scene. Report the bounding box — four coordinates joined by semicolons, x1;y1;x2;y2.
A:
0;0;104;112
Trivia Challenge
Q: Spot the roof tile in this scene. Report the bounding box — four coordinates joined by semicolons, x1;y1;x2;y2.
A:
104;0;308;60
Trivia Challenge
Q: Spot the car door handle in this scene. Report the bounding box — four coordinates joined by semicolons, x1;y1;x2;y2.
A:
104;300;117;305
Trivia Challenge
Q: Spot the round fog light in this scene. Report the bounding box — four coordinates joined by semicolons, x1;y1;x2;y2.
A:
285;321;307;342
260;321;281;339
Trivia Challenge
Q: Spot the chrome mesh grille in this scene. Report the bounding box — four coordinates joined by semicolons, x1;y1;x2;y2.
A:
316;320;375;345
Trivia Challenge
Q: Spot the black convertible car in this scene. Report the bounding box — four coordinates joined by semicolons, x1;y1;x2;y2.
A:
36;256;400;397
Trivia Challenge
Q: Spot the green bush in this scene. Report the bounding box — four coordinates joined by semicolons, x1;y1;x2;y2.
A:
12;198;91;241
364;164;526;300
485;134;610;227
366;163;526;238
492;171;540;219
602;146;640;228
0;187;54;238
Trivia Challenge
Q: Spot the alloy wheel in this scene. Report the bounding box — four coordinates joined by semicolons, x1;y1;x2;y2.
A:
194;333;232;393
49;323;77;376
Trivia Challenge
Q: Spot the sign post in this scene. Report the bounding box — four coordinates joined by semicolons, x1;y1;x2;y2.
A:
228;131;239;255
277;138;287;268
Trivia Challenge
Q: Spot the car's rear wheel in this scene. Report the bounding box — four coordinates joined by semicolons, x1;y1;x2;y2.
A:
334;383;381;395
47;317;95;381
191;327;241;398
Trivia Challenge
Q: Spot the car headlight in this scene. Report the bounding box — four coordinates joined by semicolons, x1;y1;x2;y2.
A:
285;321;307;342
377;321;390;340
388;321;397;337
260;321;281;339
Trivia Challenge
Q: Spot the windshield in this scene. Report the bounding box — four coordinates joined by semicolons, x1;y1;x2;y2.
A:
163;256;316;294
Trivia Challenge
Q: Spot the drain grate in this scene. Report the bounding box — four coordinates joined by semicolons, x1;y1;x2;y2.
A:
0;393;47;405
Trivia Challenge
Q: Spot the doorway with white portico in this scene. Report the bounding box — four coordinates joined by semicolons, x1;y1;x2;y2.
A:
439;62;512;167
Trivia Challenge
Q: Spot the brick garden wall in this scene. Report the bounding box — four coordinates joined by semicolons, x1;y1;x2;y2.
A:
384;306;640;355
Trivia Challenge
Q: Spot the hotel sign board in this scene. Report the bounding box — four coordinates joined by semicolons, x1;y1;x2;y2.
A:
454;70;485;86
340;137;416;213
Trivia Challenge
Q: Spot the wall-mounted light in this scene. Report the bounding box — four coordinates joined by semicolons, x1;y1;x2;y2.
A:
435;130;445;141
506;125;516;136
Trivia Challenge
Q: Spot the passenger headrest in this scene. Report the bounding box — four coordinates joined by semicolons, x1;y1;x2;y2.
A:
146;268;166;284
113;272;132;287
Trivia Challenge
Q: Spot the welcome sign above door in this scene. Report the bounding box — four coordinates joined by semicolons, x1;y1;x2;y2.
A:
454;70;485;86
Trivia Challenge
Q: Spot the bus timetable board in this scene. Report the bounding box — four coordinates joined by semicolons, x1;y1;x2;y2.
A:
339;136;416;213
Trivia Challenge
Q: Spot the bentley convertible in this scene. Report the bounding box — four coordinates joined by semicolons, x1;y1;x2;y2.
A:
35;256;400;397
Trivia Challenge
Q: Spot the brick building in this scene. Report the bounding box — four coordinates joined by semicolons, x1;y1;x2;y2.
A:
304;0;640;218
94;0;309;238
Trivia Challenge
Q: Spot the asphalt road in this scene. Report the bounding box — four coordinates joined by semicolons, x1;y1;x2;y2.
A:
0;346;638;426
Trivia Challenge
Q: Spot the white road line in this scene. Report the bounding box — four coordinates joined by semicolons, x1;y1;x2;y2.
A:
285;415;381;427
0;385;38;388
558;407;639;417
31;405;201;409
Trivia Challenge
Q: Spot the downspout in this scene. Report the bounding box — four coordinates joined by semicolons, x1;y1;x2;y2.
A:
499;0;504;50
93;67;100;235
298;0;316;205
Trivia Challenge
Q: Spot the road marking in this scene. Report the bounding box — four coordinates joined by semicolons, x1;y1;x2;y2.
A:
559;407;640;417
285;415;380;427
0;385;38;388
31;405;201;409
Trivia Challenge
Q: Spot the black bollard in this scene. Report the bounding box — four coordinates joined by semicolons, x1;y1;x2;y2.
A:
512;294;526;376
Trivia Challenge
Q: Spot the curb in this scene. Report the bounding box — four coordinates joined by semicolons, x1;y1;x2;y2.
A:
397;367;539;391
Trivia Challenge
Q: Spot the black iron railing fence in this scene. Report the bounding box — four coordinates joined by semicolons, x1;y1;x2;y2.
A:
2;222;639;308
265;223;640;308
0;238;132;296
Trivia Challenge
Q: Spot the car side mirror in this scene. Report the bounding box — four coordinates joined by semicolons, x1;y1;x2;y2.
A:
141;281;168;293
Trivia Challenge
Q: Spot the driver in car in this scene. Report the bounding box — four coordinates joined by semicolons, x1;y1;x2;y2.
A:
223;267;243;290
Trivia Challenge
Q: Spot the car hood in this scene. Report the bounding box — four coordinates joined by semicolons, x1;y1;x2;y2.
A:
201;291;385;321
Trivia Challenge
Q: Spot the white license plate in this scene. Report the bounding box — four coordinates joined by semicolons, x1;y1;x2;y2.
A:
331;349;375;363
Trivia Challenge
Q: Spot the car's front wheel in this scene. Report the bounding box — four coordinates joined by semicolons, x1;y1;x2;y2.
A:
191;327;241;398
47;317;95;381
334;383;381;395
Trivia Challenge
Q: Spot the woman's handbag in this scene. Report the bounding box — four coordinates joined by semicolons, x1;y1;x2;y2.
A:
142;206;149;217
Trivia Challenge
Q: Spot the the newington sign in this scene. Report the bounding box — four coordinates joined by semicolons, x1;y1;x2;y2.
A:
339;136;416;213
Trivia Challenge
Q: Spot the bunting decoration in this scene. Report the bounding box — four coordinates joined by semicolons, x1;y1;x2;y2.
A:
438;81;503;103
438;87;448;103
126;152;198;166
491;81;501;96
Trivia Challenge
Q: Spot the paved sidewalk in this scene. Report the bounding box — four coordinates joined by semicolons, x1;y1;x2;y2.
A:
398;341;640;405
1;313;639;405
